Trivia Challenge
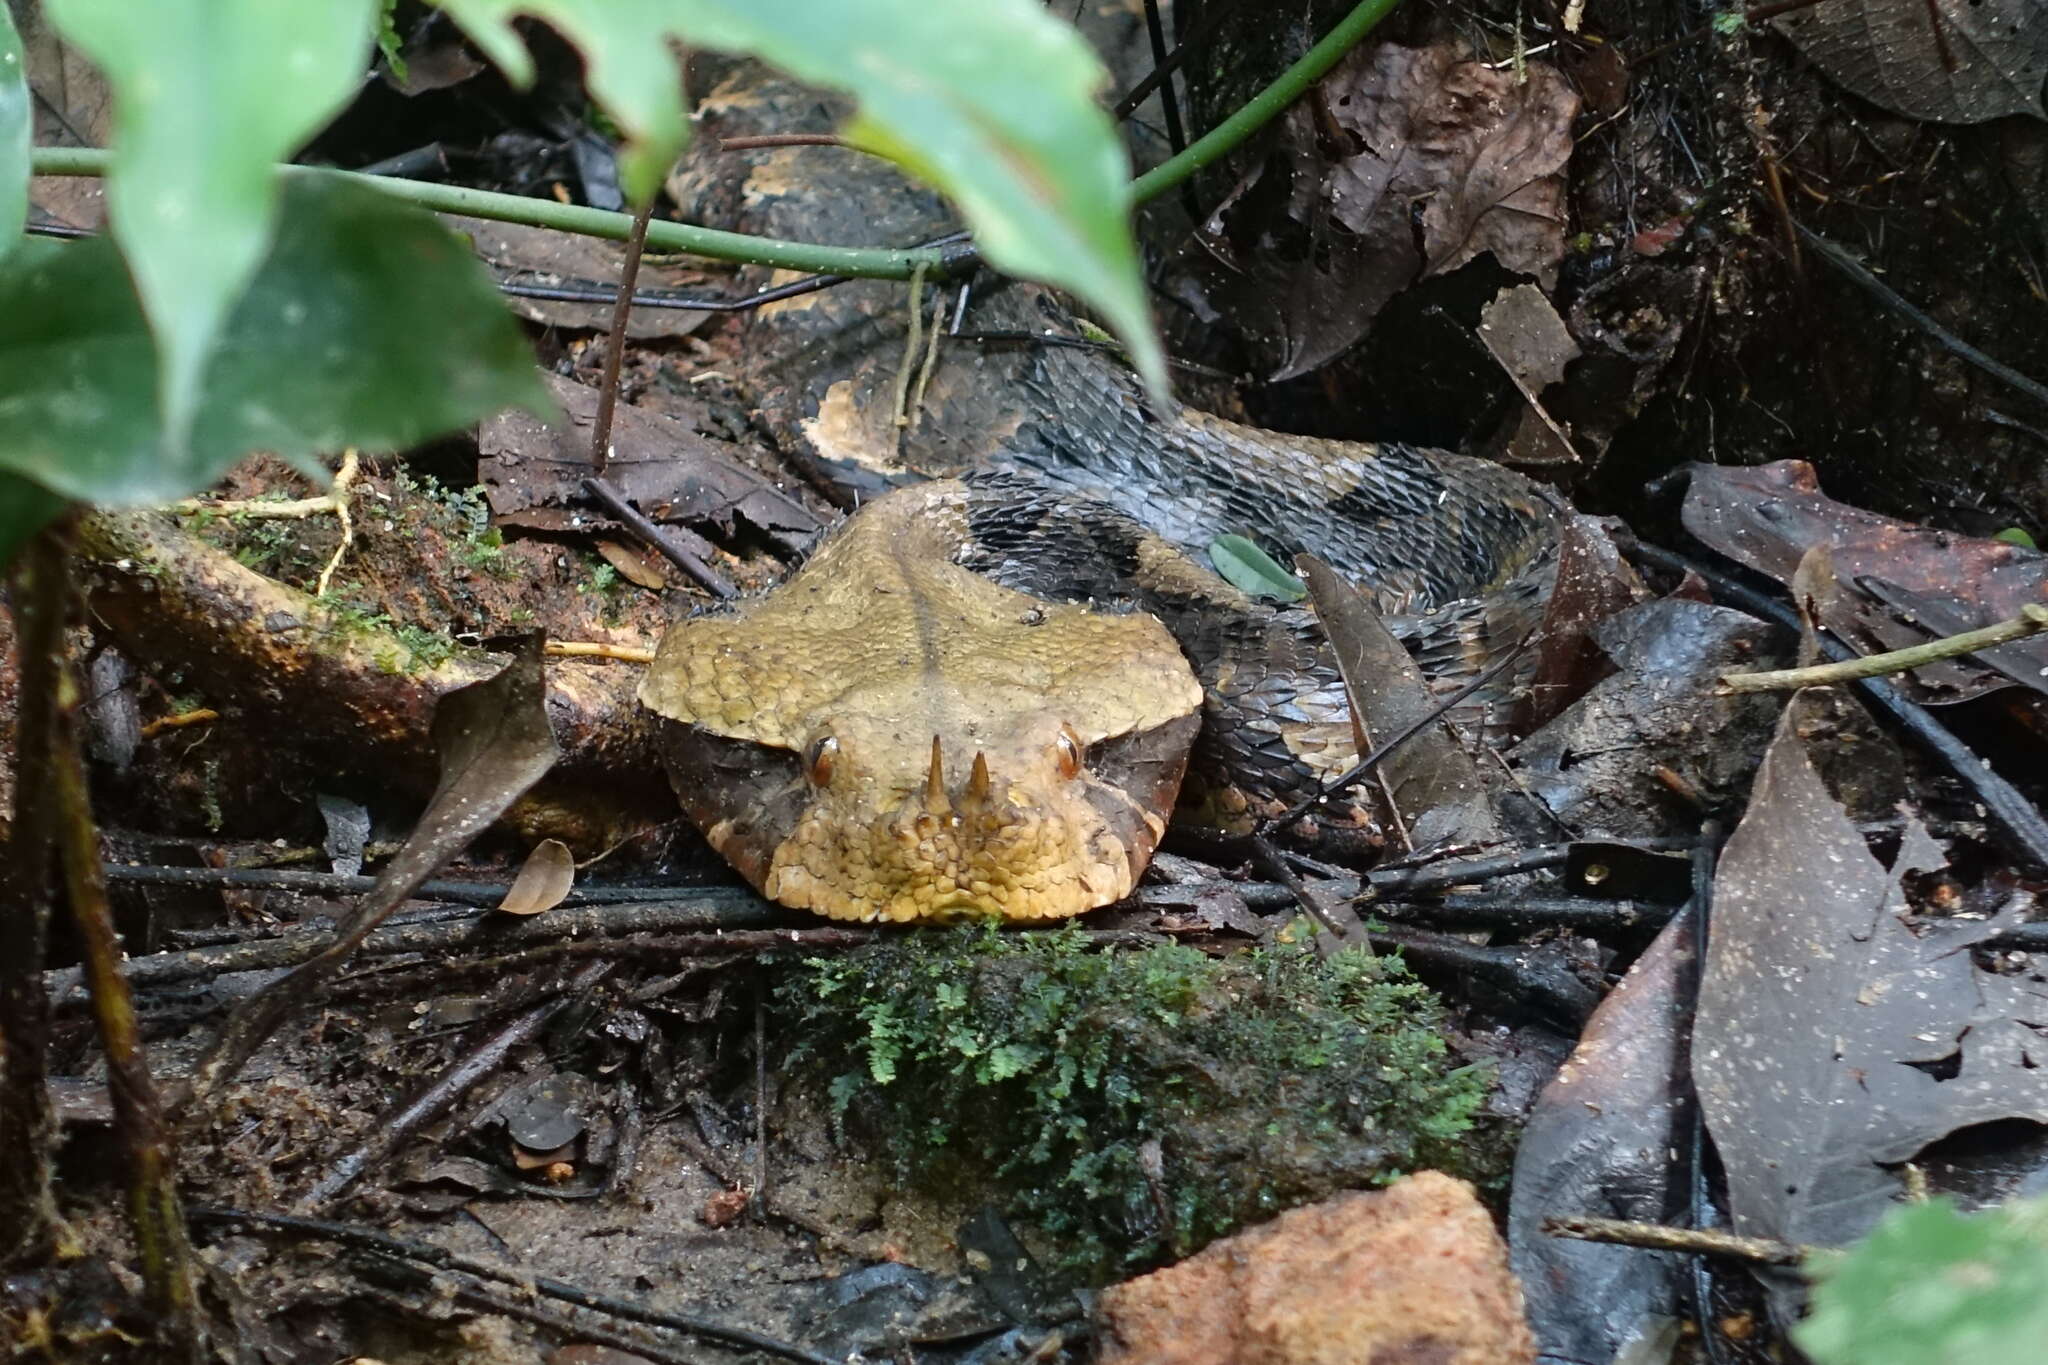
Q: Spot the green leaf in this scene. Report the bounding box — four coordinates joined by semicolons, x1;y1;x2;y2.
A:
1796;1196;2048;1365
1209;534;1307;603
0;2;26;255
1995;526;2037;550
0;472;67;571
436;0;1164;398
44;0;378;448
0;176;551;505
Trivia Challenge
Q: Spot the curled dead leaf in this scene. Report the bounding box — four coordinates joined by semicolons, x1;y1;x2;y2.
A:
498;837;576;915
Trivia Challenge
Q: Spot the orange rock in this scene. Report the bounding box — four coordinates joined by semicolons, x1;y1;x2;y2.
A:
1095;1172;1535;1365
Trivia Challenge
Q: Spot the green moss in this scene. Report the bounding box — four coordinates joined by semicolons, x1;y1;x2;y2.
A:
775;925;1494;1273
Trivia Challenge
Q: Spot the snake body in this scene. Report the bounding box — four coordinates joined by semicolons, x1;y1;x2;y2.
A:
640;68;1565;922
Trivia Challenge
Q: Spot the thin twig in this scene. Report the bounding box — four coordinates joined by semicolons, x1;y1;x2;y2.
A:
1626;537;2048;875
591;199;657;477
717;133;850;152
544;640;656;663
315;450;358;597
303;958;617;1209
189;1206;841;1365
52;577;206;1358
1720;604;2048;692
1258;637;1532;839
892;259;929;428
580;476;737;599
1799;224;2048;412
138;707;220;739
1545;1214;1809;1266
0;526;70;1263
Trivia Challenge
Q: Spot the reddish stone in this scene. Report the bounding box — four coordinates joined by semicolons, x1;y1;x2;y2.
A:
1096;1172;1535;1365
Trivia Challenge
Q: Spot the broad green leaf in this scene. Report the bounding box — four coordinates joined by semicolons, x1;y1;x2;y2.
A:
44;0;377;449
1995;526;2037;550
1209;534;1307;603
0;472;67;571
0;176;550;505
0;2;25;254
1796;1196;2048;1365
436;0;1164;398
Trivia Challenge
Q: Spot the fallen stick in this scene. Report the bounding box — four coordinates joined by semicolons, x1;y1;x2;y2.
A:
1720;603;2048;693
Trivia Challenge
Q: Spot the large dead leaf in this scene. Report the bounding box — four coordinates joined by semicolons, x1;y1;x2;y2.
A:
1188;42;1577;380
1682;460;2048;704
1776;0;2048;124
1695;696;2048;1282
1509;912;1696;1363
1299;556;1500;853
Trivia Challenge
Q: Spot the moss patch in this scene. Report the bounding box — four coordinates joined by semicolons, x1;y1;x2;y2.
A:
774;925;1495;1274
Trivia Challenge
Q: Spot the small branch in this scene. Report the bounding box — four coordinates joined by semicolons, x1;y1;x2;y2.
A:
189;1205;842;1365
591;201;657;477
51;568;206;1357
0;524;71;1265
1626;536;2048;875
1798;224;2048;412
1131;0;1406;206
1257;635;1531;839
174;449;360;597
1720;604;2048;693
33;147;950;282
580;476;737;600
139;707;221;738
544;640;656;663
717;133;850;152
1544;1214;1810;1267
302;958;616;1209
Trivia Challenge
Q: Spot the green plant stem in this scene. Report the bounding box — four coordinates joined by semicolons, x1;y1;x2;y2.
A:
51;614;206;1359
29;0;1403;278
1130;0;1403;204
31;146;947;280
1719;604;2048;693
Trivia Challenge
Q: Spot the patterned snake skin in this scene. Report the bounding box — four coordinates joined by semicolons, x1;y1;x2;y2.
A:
667;67;1566;840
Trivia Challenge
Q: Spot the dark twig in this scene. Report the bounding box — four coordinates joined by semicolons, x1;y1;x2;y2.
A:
580;475;738;599
589;197;657;477
1111;1;1233;120
1687;820;1724;1364
50;553;205;1357
189;1205;841;1365
1258;638;1533;839
0;527;67;1263
103;861;731;905
302;958;618;1209
1368;924;1602;1025
1248;836;1350;936
1624;537;2048;874
1140;0;1199;222
1371;894;1679;933
45;895;789;1006
1798;225;2048;412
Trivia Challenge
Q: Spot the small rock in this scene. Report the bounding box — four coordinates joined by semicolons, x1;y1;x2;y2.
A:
1095;1172;1535;1365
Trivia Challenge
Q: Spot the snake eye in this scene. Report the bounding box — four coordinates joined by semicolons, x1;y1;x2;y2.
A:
1054;725;1084;779
804;734;839;786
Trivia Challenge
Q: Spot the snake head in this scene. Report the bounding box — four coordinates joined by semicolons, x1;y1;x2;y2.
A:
636;483;1203;923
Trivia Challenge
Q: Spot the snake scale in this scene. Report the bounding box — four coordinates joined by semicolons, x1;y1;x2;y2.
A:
638;66;1565;923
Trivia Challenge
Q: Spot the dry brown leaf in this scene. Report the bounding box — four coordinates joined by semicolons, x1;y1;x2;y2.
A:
1189;42;1577;380
497;837;576;915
